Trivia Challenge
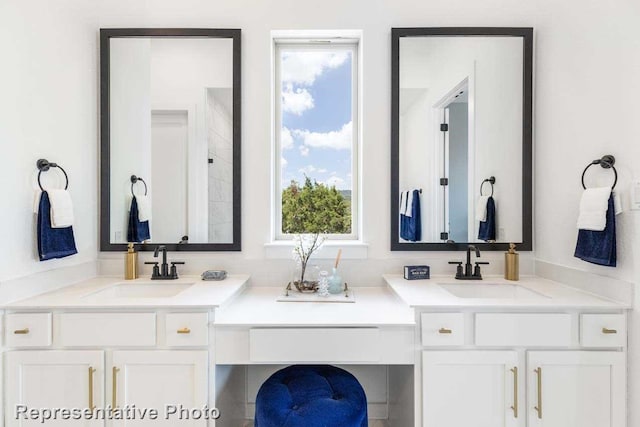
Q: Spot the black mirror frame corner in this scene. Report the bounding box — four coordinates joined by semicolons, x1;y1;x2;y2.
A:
390;27;533;252
99;28;242;252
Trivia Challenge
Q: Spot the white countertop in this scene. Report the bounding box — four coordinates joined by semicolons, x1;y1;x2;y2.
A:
384;274;631;309
3;275;249;309
214;286;416;327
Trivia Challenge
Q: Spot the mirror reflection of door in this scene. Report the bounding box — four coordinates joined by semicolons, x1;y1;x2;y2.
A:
151;110;188;243
442;87;469;243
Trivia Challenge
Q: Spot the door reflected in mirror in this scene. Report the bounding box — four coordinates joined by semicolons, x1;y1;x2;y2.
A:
101;29;241;251
392;28;533;250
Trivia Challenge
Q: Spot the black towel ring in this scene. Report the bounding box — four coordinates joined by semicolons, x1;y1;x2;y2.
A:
480;176;496;197
581;155;617;190
130;175;148;196
36;159;69;191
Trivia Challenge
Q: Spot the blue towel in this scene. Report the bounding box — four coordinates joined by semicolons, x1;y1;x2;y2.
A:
400;189;421;242
478;196;496;241
574;195;616;267
127;196;150;243
37;191;77;261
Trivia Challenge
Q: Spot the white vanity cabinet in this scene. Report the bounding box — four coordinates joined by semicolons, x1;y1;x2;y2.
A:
422;351;520;427
3;310;214;427
111;351;208;427
5;350;104;426
419;312;627;427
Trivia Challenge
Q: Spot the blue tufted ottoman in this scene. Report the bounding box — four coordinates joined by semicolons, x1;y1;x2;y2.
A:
255;365;368;427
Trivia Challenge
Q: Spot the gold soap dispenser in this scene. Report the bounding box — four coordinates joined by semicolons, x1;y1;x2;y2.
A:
505;243;519;281
125;243;138;280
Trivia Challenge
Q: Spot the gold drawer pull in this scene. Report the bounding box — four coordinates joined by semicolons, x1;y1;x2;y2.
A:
438;328;452;334
88;367;96;410
177;327;191;334
602;327;618;334
13;328;30;335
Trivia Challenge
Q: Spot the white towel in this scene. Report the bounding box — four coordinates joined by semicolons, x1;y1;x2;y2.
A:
48;189;74;228
33;191;42;214
577;187;611;231
399;191;407;216
135;195;152;222
405;190;415;217
475;196;489;222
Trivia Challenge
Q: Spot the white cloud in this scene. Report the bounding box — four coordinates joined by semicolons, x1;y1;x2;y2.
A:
282;84;314;115
299;145;310;156
293;121;352;151
281;127;294;150
317;168;328;174
281;157;288;167
298;165;316;175
324;176;347;189
282;51;349;86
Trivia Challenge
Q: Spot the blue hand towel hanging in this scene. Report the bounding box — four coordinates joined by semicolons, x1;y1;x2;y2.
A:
574;195;616;267
478;196;496;241
400;189;421;242
37;192;78;261
127;196;150;243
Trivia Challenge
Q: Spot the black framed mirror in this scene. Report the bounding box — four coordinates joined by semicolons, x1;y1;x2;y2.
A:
100;28;241;251
391;27;533;251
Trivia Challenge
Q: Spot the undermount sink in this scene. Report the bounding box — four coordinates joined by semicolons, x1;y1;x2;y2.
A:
438;283;548;299
83;282;194;299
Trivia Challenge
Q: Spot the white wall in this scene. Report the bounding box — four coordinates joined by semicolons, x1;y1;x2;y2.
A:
2;0;639;423
0;1;98;282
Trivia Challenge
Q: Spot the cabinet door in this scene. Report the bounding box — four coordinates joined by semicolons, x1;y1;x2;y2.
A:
111;351;208;426
422;351;521;427
5;350;104;426
527;351;625;427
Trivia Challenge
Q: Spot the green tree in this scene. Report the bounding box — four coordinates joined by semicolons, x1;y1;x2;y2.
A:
282;177;351;234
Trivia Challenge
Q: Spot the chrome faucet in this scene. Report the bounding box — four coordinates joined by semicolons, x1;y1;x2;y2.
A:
145;245;185;280
448;245;489;280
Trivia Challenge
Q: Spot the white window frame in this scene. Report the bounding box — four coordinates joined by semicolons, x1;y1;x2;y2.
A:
270;30;363;243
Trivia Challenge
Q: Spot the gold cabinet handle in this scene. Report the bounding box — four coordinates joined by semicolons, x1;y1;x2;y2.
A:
112;367;120;408
510;367;518;418
602;327;618;334
438;328;452;334
88;367;96;410
534;367;542;419
13;328;30;335
177;327;191;334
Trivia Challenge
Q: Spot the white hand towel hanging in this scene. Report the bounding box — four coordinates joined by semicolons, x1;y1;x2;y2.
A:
399;191;407;216
135;195;152;222
475;196;489;222
47;189;74;228
405;190;415;217
577;187;611;231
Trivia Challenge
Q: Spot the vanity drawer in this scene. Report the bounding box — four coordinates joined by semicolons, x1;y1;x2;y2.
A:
421;313;465;346
5;313;52;347
59;313;156;347
249;328;380;363
165;312;209;347
581;314;626;347
475;313;571;346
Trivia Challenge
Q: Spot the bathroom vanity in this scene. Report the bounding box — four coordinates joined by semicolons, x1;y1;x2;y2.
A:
0;274;629;427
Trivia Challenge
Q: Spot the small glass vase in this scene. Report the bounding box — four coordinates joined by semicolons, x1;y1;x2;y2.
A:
328;267;343;294
291;263;319;293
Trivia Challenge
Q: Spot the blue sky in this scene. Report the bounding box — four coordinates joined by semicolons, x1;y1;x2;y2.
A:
280;50;353;190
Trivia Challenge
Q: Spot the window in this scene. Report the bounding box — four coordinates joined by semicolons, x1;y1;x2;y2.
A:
273;32;360;240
